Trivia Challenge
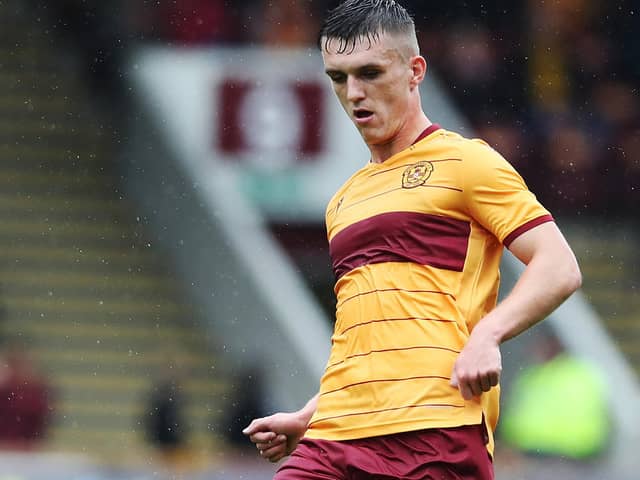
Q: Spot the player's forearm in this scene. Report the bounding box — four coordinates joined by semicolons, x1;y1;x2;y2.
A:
476;241;582;345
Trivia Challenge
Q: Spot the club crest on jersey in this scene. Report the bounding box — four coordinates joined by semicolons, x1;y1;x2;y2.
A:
402;161;433;188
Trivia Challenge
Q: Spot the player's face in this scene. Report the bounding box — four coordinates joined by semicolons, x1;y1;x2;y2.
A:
321;33;416;146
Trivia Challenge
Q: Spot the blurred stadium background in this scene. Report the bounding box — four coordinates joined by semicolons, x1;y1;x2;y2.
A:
0;0;638;479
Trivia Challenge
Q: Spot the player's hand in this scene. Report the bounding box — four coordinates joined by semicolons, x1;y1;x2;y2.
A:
243;412;307;463
450;328;502;400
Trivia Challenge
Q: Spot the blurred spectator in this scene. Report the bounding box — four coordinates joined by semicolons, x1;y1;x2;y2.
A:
222;366;267;451
0;344;53;449
137;0;243;45
592;80;639;133
37;0;130;100
538;121;601;217
442;24;498;111
258;0;321;47
600;122;640;218
615;125;640;213
525;0;596;117
499;333;611;459
143;364;190;471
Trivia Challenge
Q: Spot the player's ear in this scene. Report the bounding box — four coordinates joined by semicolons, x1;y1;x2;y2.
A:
409;55;427;89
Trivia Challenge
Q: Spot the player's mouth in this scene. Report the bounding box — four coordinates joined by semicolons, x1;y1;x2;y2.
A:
353;108;374;124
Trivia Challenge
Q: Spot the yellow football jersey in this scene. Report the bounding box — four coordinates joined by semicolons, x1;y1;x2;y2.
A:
305;125;553;455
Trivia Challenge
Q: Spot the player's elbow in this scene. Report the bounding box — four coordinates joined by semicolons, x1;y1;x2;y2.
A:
560;256;582;298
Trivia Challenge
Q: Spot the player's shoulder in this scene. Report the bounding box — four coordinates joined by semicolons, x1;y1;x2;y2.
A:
437;128;496;155
412;127;492;158
431;128;512;170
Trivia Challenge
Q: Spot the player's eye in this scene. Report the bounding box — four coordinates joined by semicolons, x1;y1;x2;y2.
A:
361;69;380;79
328;72;346;84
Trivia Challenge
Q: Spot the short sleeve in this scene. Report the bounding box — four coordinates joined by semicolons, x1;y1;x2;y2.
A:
461;139;553;245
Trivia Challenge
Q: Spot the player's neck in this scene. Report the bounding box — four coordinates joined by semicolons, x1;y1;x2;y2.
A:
369;113;432;164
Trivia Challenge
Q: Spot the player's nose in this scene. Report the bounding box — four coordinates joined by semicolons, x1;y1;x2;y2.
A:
346;76;365;102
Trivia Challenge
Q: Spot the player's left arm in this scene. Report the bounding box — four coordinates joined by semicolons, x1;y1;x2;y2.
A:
451;221;582;400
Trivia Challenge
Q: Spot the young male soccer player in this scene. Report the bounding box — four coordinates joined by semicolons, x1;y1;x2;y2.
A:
243;1;582;478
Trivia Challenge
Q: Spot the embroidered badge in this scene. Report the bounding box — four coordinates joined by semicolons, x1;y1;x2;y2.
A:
402;161;434;188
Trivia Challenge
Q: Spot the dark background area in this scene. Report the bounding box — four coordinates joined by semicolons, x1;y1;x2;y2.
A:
32;0;639;222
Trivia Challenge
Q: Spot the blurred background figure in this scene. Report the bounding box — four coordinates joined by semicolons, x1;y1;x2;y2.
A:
539;120;601;217
137;0;243;46
142;361;191;476
499;331;611;460
221;365;268;454
257;0;321;47
0;342;53;450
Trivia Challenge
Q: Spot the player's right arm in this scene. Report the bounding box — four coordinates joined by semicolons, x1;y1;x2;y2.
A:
243;394;318;462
